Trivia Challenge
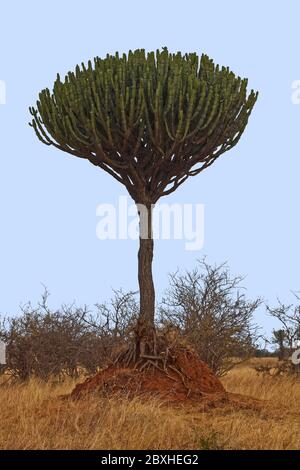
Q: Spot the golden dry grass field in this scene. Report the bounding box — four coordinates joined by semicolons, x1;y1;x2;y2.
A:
0;359;299;450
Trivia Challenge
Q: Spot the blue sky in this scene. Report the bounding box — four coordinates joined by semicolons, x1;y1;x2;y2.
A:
1;0;300;338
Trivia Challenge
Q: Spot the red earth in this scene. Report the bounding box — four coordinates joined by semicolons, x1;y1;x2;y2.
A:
69;347;264;412
71;349;226;404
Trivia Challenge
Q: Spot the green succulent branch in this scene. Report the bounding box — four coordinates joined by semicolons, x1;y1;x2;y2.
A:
30;47;258;204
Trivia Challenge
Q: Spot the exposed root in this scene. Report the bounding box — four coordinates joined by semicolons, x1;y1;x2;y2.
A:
70;330;226;403
113;329;192;389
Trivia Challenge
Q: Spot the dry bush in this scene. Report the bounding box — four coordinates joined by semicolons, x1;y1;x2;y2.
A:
0;289;138;381
160;260;261;375
0;261;262;381
267;294;300;367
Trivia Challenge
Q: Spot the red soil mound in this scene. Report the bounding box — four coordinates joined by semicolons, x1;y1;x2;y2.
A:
71;349;226;404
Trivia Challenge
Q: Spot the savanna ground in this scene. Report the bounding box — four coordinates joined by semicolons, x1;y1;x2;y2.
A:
0;358;299;450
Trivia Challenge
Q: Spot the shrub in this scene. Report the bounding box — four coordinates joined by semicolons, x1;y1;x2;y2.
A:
0;289;137;381
160;260;261;375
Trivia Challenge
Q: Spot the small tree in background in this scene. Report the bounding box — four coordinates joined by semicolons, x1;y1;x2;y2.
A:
271;329;287;360
251;298;300;377
160;260;261;375
30;48;258;362
267;294;300;357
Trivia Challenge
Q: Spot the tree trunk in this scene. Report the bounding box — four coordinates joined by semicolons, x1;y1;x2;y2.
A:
278;340;284;361
136;201;156;357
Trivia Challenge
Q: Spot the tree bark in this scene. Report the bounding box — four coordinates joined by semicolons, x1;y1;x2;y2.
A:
136;201;156;357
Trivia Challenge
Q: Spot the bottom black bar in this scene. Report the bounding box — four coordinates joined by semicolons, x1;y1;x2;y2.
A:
0;450;299;464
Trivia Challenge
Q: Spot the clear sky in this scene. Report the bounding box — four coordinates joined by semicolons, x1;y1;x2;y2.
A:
1;0;299;338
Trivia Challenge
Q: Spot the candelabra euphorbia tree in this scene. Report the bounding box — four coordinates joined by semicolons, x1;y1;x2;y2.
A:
30;48;258;361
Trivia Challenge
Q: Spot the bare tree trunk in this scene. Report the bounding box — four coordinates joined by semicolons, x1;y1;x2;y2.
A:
136;202;156;357
278;340;285;361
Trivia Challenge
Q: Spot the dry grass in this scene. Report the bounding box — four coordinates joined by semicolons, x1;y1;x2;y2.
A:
0;360;300;450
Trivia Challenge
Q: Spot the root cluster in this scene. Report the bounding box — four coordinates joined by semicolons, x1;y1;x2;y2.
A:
70;330;226;403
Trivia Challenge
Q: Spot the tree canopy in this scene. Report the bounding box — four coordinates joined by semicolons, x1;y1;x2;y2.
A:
30;48;258;204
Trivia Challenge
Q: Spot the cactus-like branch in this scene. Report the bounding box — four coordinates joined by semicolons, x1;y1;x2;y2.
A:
30;48;258;203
